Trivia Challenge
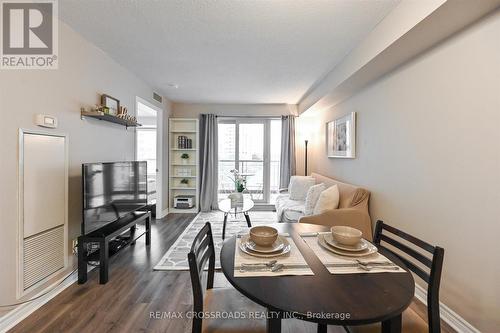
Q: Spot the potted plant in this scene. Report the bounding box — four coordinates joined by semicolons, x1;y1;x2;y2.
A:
180;153;190;165
228;169;246;204
180;178;189;187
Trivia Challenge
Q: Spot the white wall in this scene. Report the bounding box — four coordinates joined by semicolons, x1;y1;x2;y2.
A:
172;103;297;118
298;10;500;332
0;21;170;305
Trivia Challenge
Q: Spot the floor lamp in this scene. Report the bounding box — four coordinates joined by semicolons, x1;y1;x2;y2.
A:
304;139;308;176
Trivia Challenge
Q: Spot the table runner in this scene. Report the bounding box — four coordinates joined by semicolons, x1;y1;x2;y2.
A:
301;233;406;274
234;233;314;277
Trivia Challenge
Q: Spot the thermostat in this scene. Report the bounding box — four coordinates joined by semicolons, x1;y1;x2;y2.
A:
35;114;58;128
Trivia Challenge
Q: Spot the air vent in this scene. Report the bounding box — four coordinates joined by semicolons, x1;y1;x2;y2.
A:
153;92;163;103
23;226;65;290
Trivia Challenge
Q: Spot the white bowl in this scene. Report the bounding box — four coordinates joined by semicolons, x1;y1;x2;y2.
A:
331;226;362;246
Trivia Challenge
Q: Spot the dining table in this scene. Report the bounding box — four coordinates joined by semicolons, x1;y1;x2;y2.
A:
220;222;415;333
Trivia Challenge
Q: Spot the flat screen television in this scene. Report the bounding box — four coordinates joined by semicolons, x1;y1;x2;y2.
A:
82;161;147;235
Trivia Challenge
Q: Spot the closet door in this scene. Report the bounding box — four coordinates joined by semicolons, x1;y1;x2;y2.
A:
19;130;68;296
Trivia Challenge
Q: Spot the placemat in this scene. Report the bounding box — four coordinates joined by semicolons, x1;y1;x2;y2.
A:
301;232;406;274
234;233;314;277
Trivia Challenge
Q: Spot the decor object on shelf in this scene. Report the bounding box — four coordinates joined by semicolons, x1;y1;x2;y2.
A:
176;168;192;177
180;178;190;187
180;153;190;165
101;94;120;116
327;112;356;158
174;195;195;209
177;135;193;149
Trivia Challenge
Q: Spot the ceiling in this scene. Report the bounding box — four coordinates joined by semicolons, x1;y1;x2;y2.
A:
59;0;400;104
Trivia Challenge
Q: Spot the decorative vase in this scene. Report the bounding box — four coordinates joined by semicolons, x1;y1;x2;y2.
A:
181;158;189;165
229;192;243;205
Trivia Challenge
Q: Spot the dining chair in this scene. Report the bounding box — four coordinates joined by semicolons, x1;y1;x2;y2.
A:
337;220;445;333
188;222;266;333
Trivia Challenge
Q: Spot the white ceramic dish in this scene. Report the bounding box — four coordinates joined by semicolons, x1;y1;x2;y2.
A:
239;235;290;258
323;233;368;252
318;234;377;257
245;238;285;253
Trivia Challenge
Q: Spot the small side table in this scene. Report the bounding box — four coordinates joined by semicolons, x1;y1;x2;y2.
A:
218;198;254;240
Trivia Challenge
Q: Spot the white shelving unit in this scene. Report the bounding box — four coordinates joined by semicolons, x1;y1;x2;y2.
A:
169;118;200;213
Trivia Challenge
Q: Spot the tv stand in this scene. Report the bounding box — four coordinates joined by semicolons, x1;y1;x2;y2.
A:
78;211;151;284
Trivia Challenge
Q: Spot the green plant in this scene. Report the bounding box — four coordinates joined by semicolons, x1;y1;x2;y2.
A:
180;178;189;185
180;153;189;159
229;169;246;193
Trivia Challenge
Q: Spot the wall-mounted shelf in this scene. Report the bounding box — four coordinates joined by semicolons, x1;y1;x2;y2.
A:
81;111;141;128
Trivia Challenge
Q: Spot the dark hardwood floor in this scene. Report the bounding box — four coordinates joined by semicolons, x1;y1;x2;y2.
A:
9;214;454;333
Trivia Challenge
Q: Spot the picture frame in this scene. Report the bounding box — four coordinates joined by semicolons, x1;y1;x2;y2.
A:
326;112;356;158
101;94;120;116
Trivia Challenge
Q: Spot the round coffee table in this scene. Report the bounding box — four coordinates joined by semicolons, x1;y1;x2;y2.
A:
218;198;254;240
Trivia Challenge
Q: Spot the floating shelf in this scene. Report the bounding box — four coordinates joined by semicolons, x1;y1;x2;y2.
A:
170;187;196;190
171;130;197;133
171;148;196;151
170;175;197;178
172;163;196;166
81;111;141;128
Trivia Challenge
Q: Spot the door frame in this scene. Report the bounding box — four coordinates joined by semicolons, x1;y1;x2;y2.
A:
135;96;165;218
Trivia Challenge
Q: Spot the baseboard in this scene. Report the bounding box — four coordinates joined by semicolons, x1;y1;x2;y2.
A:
0;266;93;333
159;208;169;219
414;284;480;333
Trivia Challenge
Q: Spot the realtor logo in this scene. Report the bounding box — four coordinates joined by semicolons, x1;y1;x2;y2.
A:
1;0;58;69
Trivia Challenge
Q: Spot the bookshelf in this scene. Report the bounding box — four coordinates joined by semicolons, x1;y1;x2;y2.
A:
169;118;199;213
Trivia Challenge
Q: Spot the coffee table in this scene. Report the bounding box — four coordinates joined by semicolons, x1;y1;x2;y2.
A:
218;198;254;240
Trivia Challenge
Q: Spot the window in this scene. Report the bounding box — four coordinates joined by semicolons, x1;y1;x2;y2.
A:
218;118;281;204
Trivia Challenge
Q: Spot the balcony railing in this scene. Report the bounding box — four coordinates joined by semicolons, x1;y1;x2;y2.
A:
217;160;280;203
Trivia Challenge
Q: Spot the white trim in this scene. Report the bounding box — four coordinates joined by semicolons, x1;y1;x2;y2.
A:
153;212;201;270
0;266;94;333
159;208;169;219
135;96;164;218
414;284;480;333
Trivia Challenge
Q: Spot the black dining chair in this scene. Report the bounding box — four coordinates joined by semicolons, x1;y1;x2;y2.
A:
188;222;266;333
338;220;445;333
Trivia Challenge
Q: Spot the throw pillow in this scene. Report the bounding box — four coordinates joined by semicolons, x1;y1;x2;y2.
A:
288;176;316;201
304;183;326;216
313;184;340;215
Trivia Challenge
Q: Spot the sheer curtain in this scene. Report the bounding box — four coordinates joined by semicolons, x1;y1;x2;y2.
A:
199;114;218;211
279;115;296;189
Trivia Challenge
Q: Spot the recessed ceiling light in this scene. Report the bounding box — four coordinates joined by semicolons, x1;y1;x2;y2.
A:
167;83;179;89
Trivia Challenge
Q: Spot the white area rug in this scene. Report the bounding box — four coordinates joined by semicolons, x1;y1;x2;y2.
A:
154;211;277;270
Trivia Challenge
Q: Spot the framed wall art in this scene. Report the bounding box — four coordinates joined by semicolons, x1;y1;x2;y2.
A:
326;112;356;158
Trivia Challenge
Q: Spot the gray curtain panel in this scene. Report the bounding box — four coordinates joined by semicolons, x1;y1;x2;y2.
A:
280;115;296;189
199;114;219;211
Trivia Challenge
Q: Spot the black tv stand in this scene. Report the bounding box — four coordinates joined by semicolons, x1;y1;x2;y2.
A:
78;211;151;284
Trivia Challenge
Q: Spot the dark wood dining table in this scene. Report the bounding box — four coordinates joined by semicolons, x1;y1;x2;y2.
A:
220;223;415;333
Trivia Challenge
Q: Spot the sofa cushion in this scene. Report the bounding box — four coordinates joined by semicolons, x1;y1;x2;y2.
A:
313;184;339;215
275;193;304;222
304;183;326;216
288;176;315;201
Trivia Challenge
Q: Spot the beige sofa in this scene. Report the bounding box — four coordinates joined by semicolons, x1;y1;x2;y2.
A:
277;173;373;240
